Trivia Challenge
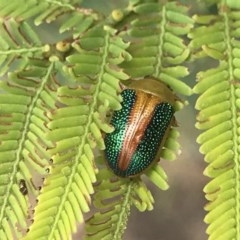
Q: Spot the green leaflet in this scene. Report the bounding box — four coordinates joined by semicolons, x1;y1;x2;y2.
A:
190;2;240;240
84;165;132;240
121;0;191;163
0;58;57;239
122;1;193;98
84;157;159;240
0;19;42;77
84;1;190;239
24;23;131;239
0;0;81;25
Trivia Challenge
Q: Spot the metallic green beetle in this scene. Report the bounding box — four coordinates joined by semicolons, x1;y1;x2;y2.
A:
104;78;177;177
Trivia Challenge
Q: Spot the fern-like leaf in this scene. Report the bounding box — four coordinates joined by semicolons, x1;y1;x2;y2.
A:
0;19;43;77
120;0;191;187
0;57;58;239
85;156;162;239
190;2;240;240
85;163;132;240
0;0;81;25
0;1;100;44
24;25;130;240
119;1;192;191
84;1;192;238
122;1;193;96
59;10;99;38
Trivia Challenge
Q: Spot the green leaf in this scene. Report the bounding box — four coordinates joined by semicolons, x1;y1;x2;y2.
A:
0;59;57;239
84;165;131;240
190;2;240;240
24;23;130;239
0;0;81;25
0;19;43;76
121;1;192;95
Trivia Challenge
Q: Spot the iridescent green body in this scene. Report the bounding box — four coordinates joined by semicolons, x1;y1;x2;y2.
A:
104;79;176;177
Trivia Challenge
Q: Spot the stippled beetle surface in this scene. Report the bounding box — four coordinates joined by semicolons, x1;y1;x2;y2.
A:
104;78;177;177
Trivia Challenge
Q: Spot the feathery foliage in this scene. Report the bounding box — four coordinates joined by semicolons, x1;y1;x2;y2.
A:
0;22;58;238
190;1;240;239
83;1;192;239
0;19;43;77
84;156;168;240
0;14;60;240
85;160;132;240
0;0;80;25
122;1;193;95
24;23;130;239
120;0;192;184
0;0;193;239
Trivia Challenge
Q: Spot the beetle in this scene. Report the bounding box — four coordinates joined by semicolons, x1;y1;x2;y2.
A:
19;179;28;195
104;78;177;177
